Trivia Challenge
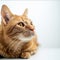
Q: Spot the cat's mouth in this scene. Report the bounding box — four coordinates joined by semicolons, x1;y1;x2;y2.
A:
17;30;35;42
23;30;34;37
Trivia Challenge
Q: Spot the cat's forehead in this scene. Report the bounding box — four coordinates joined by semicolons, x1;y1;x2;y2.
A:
11;15;22;21
10;15;31;22
7;15;31;27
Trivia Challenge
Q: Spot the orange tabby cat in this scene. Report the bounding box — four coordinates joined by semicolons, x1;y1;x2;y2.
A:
0;5;38;58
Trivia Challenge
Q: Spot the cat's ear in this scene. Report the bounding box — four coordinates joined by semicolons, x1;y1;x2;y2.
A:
1;5;13;25
22;8;28;17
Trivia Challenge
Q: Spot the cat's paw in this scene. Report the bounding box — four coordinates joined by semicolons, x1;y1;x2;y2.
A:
20;52;31;59
30;50;37;55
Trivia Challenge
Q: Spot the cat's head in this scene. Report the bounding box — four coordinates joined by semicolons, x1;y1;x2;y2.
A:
1;5;35;41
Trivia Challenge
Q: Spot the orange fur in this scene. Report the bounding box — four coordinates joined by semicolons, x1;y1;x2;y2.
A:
0;5;39;58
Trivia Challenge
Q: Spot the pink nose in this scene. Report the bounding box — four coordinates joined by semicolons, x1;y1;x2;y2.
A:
25;25;34;31
29;28;34;31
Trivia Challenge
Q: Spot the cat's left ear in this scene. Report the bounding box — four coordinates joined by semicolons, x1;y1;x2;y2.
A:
22;8;28;17
1;5;13;25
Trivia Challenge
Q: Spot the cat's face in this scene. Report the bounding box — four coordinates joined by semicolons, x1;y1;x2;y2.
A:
1;5;35;41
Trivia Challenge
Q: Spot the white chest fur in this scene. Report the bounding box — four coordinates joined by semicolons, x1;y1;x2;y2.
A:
17;34;35;42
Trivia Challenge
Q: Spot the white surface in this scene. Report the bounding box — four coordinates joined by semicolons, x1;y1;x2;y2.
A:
29;48;60;60
0;48;60;60
0;1;60;48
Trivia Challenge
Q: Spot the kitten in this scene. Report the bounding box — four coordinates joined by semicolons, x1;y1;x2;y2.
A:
0;5;39;58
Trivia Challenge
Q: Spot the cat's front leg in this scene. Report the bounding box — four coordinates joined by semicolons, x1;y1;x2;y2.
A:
20;49;37;59
20;45;37;58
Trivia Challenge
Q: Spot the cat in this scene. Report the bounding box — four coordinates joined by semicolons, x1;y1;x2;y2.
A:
0;5;39;58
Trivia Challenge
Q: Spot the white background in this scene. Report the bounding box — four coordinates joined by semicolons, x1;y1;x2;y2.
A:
0;1;60;60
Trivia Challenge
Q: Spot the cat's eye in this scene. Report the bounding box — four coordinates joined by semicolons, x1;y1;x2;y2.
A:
17;22;25;27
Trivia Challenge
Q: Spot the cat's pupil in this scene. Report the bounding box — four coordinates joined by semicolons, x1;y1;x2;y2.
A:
18;22;24;27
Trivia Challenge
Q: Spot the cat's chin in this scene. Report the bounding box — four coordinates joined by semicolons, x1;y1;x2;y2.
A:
17;34;35;42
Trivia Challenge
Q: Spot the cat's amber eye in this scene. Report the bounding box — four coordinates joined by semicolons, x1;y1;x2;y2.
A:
18;22;25;27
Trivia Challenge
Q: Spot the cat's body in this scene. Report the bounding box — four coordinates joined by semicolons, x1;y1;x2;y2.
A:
0;5;38;58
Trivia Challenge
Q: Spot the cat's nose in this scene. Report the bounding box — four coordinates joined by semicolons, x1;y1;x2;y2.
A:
25;25;34;31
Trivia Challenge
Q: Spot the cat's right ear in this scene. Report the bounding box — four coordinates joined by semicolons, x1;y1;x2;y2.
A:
1;5;13;25
22;8;28;17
